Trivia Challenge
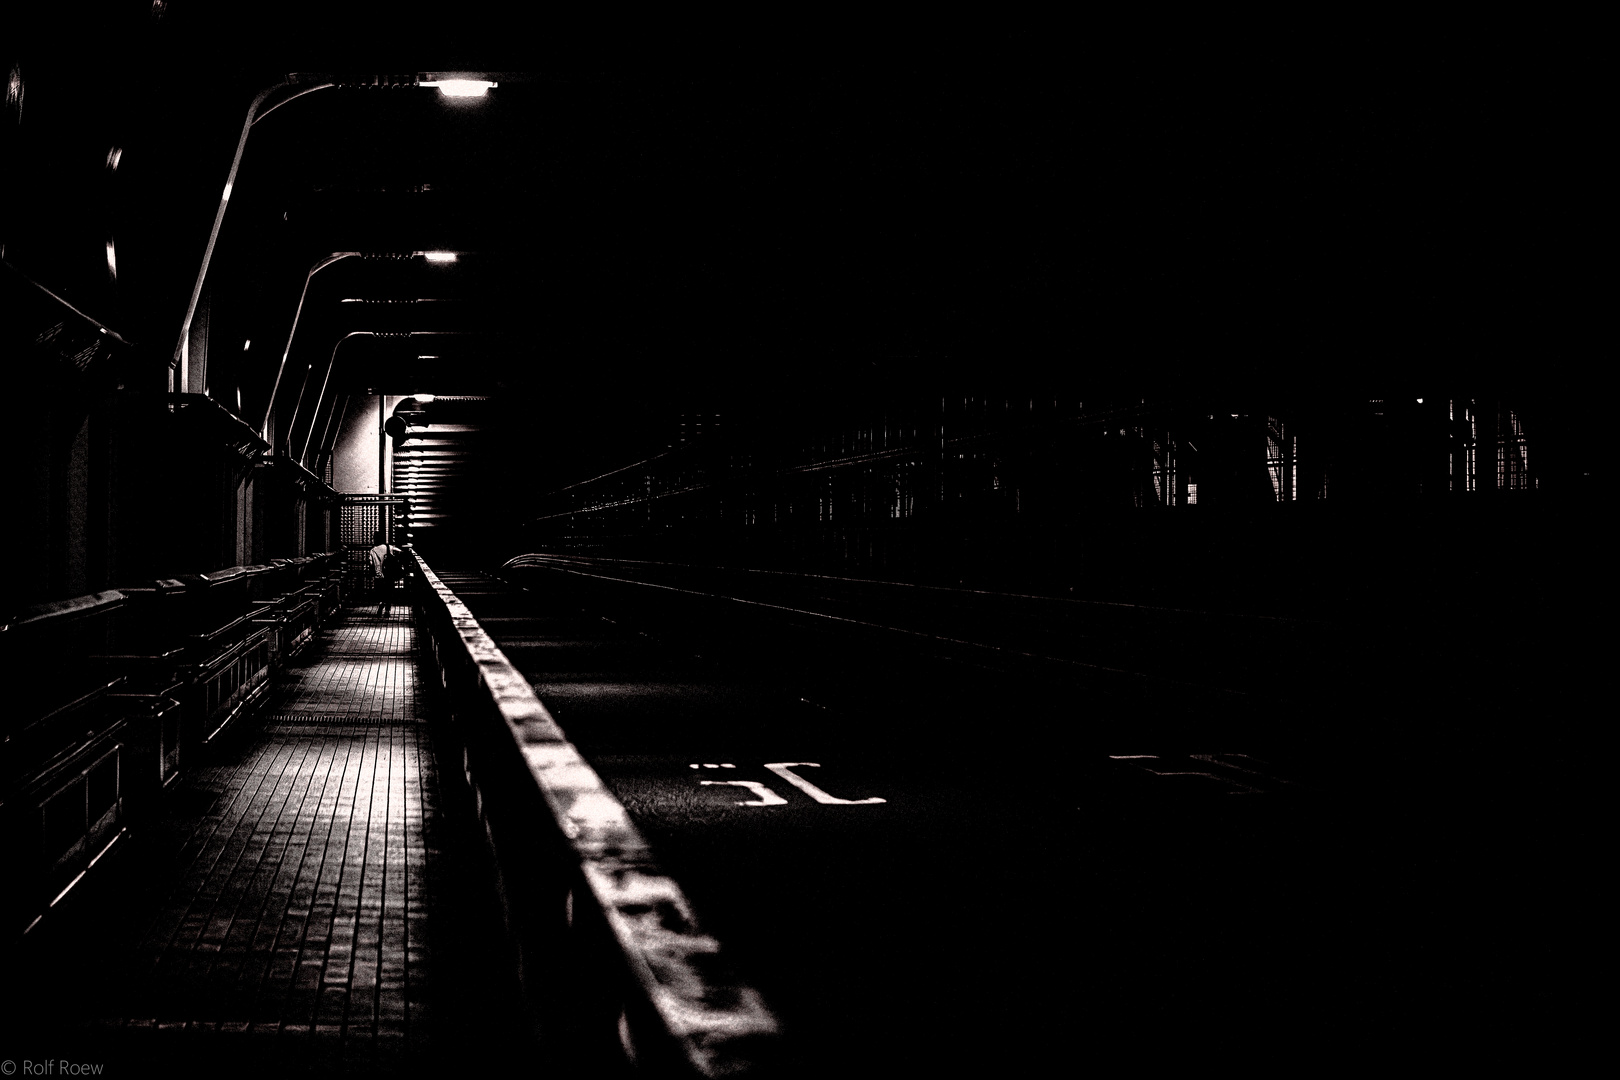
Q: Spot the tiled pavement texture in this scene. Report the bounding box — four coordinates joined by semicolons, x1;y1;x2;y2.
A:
260;606;424;720
6;607;533;1075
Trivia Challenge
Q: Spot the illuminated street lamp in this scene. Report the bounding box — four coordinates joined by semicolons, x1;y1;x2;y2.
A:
297;333;468;466
418;78;497;98
172;72;497;397
271;258;469;448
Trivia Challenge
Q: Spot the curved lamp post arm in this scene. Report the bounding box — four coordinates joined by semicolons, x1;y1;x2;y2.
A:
261;251;358;438
307;392;352;483
271;255;468;446
171;73;491;399
253;81;337;126
171;76;337;394
299;330;371;464
297;329;474;465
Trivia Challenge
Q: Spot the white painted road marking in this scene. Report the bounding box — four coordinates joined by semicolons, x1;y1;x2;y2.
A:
1141;769;1263;794
701;780;788;806
764;763;886;805
1118;752;1295;794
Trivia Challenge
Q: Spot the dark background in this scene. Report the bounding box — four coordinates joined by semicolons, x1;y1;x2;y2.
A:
2;8;1602;1071
6;12;1596;398
5;7;1599;678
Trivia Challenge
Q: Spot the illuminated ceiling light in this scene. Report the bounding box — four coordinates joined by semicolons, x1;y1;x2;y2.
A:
420;251;457;263
243;339;252;351
421;79;496;98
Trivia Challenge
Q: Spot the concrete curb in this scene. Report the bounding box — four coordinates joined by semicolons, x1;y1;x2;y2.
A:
411;553;779;1076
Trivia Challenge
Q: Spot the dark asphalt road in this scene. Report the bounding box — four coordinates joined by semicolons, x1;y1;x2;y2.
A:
436;565;1444;1074
427;557;1598;1073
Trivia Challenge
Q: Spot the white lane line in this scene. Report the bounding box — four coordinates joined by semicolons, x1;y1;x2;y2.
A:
504;564;1159;679
504;554;1317;626
701;780;788;806
1191;753;1292;784
1142;769;1263;794
764;763;886;805
1108;754;1159;759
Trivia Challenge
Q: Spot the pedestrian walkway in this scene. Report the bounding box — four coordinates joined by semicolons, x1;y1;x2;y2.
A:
261;609;423;720
4;606;532;1076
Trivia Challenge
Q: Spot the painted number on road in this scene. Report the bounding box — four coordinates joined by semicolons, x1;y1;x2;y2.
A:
691;762;886;806
699;779;789;805
764;763;885;805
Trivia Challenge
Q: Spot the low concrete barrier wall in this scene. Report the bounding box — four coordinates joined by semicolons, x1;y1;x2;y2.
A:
409;552;779;1077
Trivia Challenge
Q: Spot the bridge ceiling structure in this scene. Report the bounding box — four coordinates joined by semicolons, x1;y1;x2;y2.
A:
4;10;1595;553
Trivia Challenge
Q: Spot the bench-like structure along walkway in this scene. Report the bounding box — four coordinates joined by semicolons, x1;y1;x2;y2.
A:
5;604;530;1075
